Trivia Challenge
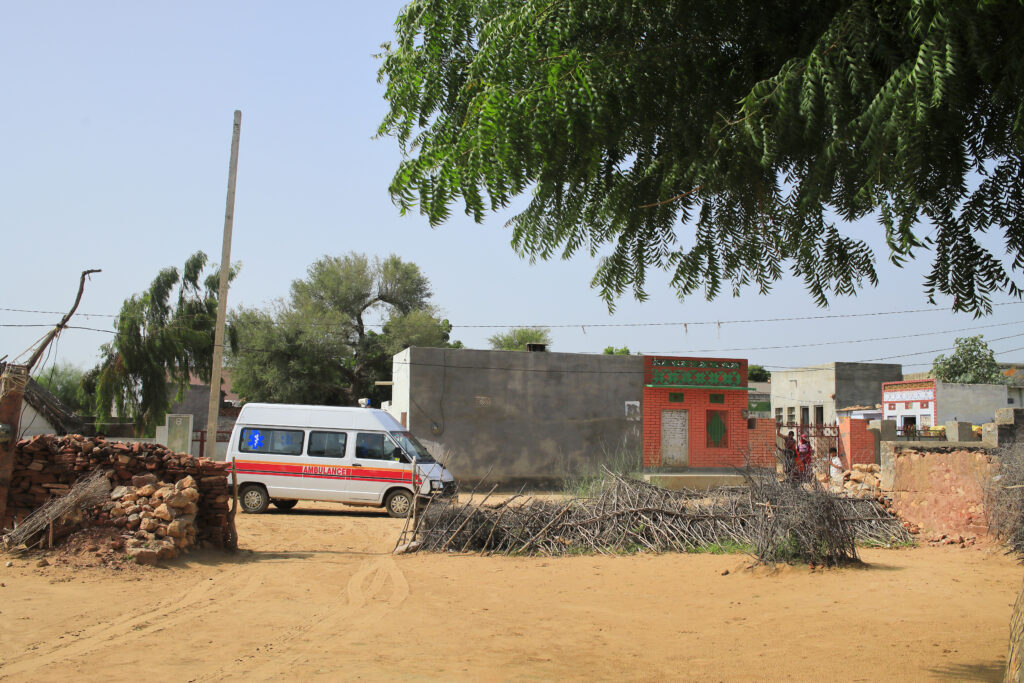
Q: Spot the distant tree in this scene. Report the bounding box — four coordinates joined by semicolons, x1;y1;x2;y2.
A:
748;365;771;382
228;253;459;407
603;346;631;355
932;335;1007;385
35;362;88;414
379;1;1024;315
488;327;552;351
83;252;233;433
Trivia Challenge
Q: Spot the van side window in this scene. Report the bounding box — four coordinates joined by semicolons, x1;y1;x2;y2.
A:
355;432;403;461
308;431;347;458
239;427;304;455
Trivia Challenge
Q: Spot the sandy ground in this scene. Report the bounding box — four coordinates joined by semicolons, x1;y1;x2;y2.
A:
0;502;1021;682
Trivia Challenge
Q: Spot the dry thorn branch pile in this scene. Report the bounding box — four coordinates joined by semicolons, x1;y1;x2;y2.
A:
404;469;911;564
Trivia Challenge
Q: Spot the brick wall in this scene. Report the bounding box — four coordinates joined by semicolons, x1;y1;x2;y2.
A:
838;417;877;467
747;418;778;468
642;355;754;468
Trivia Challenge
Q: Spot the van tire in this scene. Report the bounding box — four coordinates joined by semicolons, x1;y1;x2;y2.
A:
272;499;297;511
240;484;270;514
384;490;413;518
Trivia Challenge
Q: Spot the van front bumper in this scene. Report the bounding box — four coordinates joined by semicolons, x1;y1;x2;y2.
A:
427;481;458;498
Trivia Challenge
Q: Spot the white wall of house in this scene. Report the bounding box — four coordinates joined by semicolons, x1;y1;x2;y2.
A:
770;365;835;426
17;404;58;438
386;348;412;428
883;379;936;428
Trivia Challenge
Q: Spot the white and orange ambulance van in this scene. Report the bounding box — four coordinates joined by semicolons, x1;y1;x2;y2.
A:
224;403;456;517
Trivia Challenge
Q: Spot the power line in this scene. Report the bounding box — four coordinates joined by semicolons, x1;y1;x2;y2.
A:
764;331;1024;370
4;299;1024;330
641;319;1024;354
49;320;1024;361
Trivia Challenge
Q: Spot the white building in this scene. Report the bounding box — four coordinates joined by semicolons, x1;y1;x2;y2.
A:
881;379;1013;428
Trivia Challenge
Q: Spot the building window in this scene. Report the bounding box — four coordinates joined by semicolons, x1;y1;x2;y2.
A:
800;406;810;425
814;405;824;424
239;428;304;456
669;392;685;403
906;401;914;409
888;403;896;411
787;407;796;424
920;401;929;409
710;393;725;404
308;431;347;458
706;410;728;448
775;408;783;424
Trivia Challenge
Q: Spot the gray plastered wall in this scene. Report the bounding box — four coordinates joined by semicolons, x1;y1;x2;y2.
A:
389;347;643;488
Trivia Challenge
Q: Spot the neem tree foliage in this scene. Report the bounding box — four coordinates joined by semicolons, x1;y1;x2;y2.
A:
378;1;1024;314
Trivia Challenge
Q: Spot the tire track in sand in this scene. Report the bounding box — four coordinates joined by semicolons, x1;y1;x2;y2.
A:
196;555;409;681
0;569;262;679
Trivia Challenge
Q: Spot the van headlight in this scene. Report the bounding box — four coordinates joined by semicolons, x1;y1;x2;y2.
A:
429;480;442;491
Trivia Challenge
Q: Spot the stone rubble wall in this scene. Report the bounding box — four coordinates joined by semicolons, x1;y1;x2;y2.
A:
5;434;232;550
878;444;995;538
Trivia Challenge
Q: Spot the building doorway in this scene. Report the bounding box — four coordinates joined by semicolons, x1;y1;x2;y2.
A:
661;409;689;467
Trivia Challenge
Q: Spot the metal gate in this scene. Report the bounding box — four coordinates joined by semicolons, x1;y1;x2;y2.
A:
776;423;839;477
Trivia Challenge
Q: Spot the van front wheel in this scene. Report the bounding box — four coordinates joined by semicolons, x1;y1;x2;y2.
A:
240;484;270;514
384;490;413;518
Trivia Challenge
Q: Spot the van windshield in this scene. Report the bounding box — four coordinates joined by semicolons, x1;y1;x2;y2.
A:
390;432;436;464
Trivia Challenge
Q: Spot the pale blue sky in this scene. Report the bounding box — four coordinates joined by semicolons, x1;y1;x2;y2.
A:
2;1;1022;377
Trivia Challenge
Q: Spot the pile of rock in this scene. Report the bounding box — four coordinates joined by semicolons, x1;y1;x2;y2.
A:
842;463;882;496
817;463;884;498
4;434;233;553
101;474;201;564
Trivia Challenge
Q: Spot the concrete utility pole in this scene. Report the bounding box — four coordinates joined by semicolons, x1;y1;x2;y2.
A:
205;110;241;460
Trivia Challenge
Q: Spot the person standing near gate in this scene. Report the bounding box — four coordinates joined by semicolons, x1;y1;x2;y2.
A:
783;431;797;479
795;434;814;483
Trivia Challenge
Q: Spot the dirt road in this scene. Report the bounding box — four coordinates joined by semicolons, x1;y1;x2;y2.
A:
0;502;1019;681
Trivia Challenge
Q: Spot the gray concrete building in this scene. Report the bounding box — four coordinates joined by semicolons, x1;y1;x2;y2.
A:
386;347;643;487
771;362;903;427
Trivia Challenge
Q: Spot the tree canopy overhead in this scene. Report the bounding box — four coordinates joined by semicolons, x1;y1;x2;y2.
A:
379;1;1024;314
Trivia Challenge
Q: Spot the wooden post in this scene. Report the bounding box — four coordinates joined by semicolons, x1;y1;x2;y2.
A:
205;110;242;459
0;364;29;528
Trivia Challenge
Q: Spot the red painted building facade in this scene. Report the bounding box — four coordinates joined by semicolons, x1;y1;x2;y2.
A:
643;356;767;469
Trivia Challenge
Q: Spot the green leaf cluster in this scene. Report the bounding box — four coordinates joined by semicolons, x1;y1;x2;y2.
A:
227;253;460;407
748;365;771;382
379;0;1024;314
488;326;552;350
34;362;89;414
84;252;233;433
931;334;1007;384
602;345;631;355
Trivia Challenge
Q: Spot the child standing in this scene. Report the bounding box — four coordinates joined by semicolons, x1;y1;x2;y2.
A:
828;446;845;487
